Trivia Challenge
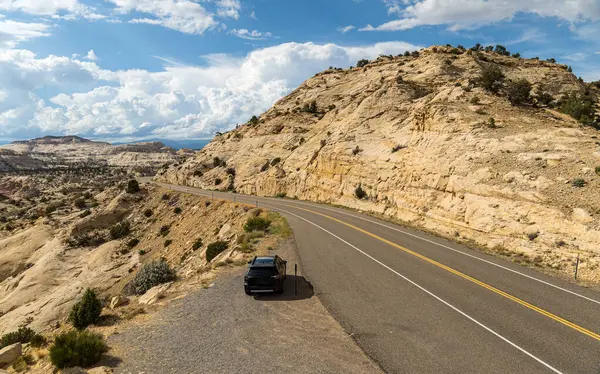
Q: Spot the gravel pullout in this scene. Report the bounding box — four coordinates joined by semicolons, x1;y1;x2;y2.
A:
109;240;382;374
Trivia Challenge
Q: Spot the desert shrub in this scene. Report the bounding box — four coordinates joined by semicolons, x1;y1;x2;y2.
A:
478;65;504;92
127;238;139;248
74;198;87;209
0;327;38;349
126;180;140;194
213;157;222;167
487;118;497;128
595;166;600;175
45;205;56;215
244;217;271;232
512;52;521;58
450;48;461;55
30;334;47;348
215;178;222;185
260;162;270;172
69;288;102;330
132;259;176;295
159;225;170;237
174;207;182;214
49;330;108;369
572;178;586;188
226;168;236;176
527;232;539;241
138;249;146;255
110;221;130;240
556;240;566;247
162;193;170;201
470;96;480;104
206;241;228;262
79;210;91;218
275;192;287;198
249;115;259;125
494;45;510;56
352;146;361;156
270;157;281;166
164;239;173;248
356;59;369;68
558;93;596;123
68;231;107;248
546;58;556;63
391;145;406;153
536;91;554;107
143;209;153;217
193;170;203;177
355;186;367;199
192;238;203;250
506;79;532;105
411;51;420;57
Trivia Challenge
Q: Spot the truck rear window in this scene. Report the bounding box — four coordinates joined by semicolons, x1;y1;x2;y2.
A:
248;267;277;276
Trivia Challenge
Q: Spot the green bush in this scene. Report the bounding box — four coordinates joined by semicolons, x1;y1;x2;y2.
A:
215;178;222;185
206;241;228;262
270;157;281;166
126;180;140;194
132;259;176;295
174;207;182;214
478;65;504;92
0;327;37;349
226;168;236;176
79;210;91;218
110;221;130;240
74;198;87;209
30;334;47;348
192;238;203;250
244;217;271;232
558;93;596;123
69;289;102;330
536;92;554;107
159;225;170;237
127;238;139;248
506;79;532;105
355;186;367;199
595;166;600;175
49;330;108;369
356;59;369;68
249;115;259;125
164;239;173;248
572;178;586;188
144;209;153;217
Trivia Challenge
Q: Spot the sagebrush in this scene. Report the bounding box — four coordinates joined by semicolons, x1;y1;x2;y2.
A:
132;259;176;295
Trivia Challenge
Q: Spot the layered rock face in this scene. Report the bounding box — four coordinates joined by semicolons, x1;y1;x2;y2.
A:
0;137;188;174
157;46;600;282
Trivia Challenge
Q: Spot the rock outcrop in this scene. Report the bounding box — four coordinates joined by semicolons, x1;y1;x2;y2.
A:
156;45;600;283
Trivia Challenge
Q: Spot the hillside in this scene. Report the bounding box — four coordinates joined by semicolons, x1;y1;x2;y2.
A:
0;136;191;174
156;45;600;283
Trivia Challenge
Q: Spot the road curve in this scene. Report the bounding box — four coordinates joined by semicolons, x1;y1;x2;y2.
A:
154;182;600;374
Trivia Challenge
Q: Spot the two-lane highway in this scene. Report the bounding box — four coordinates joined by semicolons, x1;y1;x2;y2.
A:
155;182;600;373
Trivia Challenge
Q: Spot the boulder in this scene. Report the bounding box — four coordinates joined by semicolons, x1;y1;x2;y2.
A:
0;343;21;365
109;295;129;310
138;282;172;305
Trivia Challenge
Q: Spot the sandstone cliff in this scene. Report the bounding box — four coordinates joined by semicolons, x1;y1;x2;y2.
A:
156;45;600;283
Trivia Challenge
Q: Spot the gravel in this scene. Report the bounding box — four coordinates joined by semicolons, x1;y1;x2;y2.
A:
109;240;381;374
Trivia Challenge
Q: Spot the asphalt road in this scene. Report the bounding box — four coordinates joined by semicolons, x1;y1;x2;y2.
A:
154;182;600;374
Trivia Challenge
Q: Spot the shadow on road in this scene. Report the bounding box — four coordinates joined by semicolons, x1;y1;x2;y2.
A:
253;275;315;301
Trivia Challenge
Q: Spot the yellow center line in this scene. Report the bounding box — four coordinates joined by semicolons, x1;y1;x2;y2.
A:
279;202;600;342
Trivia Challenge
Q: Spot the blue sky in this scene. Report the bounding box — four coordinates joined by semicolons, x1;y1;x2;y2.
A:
0;0;599;141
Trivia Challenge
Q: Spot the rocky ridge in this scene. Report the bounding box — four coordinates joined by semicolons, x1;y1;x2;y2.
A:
157;45;600;283
0;136;190;174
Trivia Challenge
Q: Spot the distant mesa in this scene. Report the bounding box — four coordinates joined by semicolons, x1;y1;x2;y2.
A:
12;136;101;146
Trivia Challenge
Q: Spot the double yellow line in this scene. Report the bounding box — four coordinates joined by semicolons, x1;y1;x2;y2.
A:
284;203;600;342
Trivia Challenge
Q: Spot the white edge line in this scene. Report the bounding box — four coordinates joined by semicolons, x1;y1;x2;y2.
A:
268;205;564;374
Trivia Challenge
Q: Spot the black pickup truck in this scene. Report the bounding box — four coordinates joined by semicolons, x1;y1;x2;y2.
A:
244;256;287;295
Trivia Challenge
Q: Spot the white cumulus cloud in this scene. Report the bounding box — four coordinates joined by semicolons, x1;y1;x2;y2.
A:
216;0;241;19
0;41;420;140
0;19;52;47
85;49;97;61
362;0;600;31
229;28;273;40
108;0;219;35
338;25;356;33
